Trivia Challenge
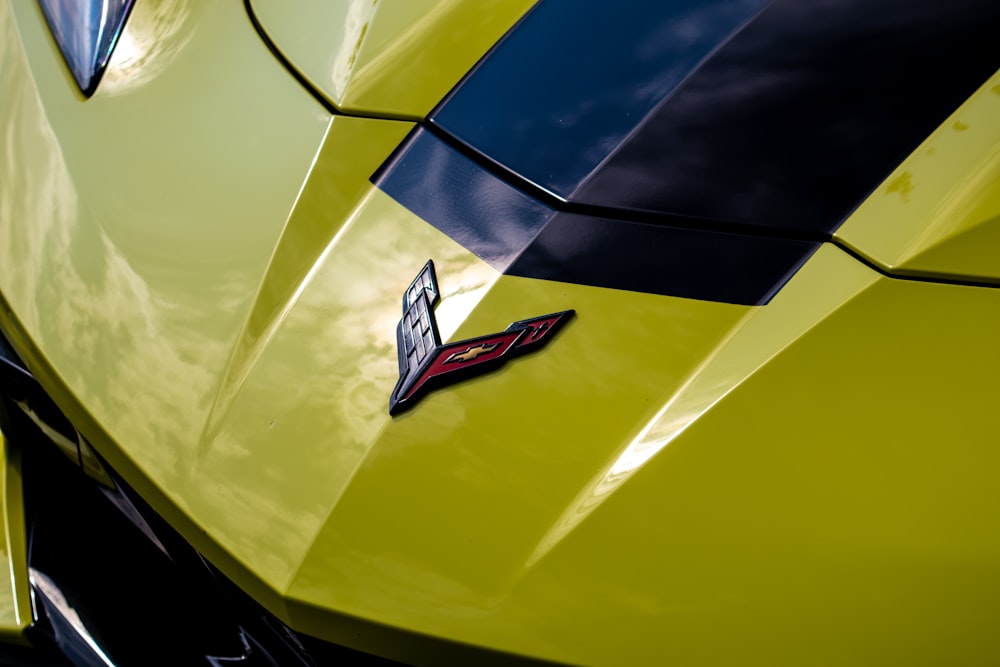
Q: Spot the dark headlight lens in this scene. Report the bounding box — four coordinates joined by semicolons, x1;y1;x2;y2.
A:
37;0;135;96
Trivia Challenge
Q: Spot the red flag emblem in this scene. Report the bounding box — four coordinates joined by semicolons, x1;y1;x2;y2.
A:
389;261;573;415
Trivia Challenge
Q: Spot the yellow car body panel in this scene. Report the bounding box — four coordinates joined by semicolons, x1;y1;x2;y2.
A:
0;0;333;609
247;0;537;117
282;243;1000;665
4;0;1000;664
0;434;30;644
837;71;1000;283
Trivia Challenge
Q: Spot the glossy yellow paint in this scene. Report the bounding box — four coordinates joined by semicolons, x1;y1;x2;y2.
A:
201;195;753;663
7;0;1000;663
248;0;536;118
0;434;30;644
0;0;332;613
837;69;1000;283
280;244;1000;665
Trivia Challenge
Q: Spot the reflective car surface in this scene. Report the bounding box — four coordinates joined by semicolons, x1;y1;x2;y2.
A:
2;0;1000;664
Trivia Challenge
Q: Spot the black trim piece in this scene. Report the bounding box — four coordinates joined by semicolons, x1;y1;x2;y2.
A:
0;642;70;667
0;335;78;452
423;123;829;245
375;129;819;305
572;0;1000;234
431;0;1000;236
507;213;818;305
374;128;555;270
423;123;571;213
432;0;770;198
19;425;300;666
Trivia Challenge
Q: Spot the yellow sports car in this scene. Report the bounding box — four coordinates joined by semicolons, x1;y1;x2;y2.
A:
2;0;1000;664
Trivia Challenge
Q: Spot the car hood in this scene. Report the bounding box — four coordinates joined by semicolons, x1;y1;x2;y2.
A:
6;0;1000;664
246;0;535;118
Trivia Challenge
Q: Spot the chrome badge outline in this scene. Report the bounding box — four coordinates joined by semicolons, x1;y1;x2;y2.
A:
389;261;573;415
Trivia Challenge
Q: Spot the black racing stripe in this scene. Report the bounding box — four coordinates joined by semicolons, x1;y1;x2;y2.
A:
374;129;819;305
372;128;554;270
431;0;1000;236
432;0;769;199
506;213;817;305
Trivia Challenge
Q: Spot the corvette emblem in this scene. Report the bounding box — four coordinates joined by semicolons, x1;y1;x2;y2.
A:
389;261;573;415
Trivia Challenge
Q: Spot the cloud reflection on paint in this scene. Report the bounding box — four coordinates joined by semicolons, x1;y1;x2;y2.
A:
329;0;378;99
100;0;193;96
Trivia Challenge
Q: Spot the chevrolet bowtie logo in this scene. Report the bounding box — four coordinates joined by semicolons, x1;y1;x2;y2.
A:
389;260;573;415
445;343;501;364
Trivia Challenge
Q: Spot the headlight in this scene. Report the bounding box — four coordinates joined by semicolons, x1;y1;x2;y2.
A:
37;0;135;96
